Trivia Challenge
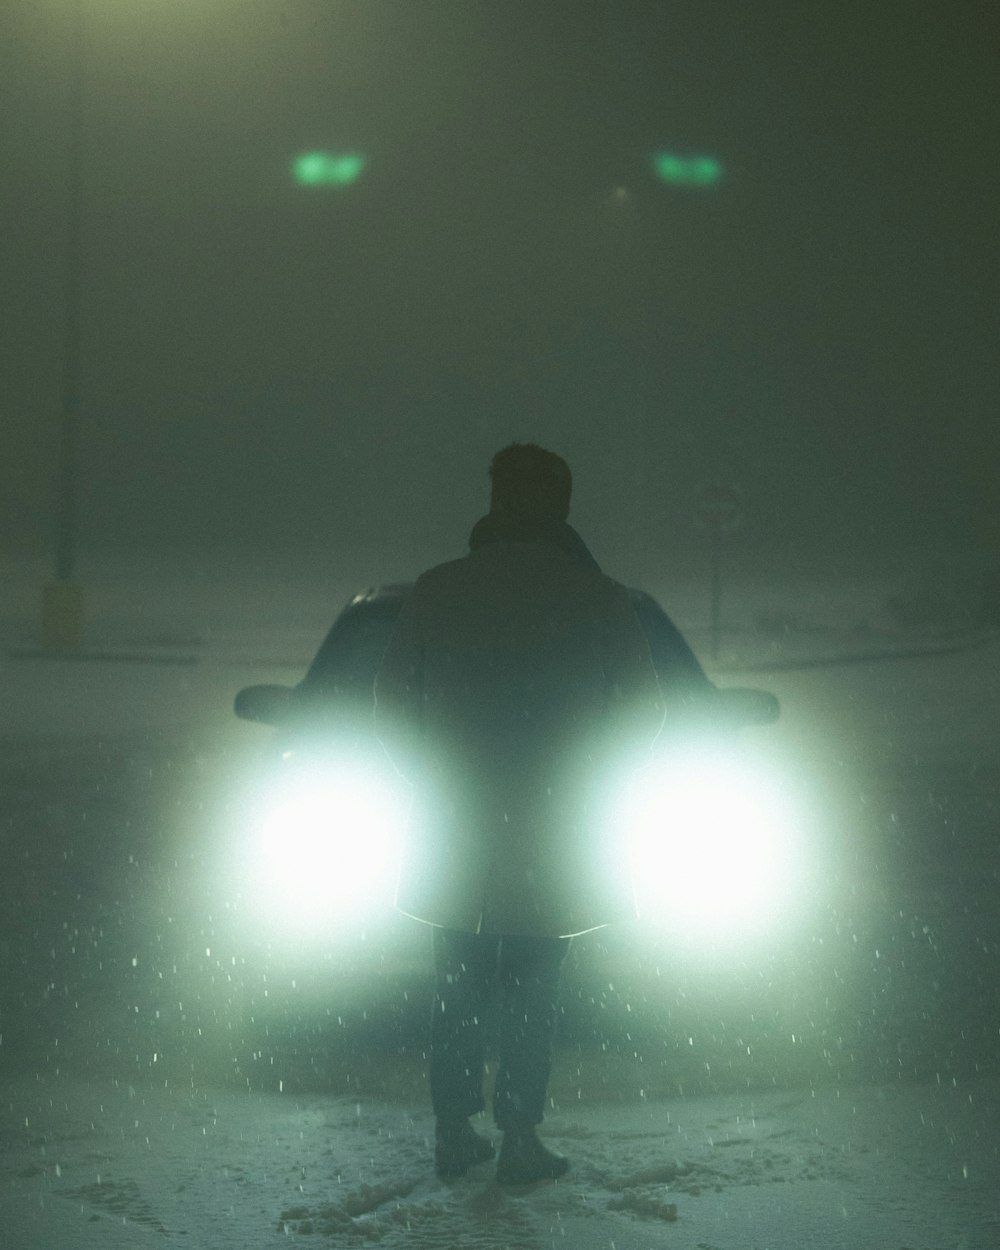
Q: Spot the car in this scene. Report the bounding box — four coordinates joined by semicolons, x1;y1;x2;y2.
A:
231;585;792;946
234;583;780;733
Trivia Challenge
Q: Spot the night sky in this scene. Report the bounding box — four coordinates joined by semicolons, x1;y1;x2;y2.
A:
3;0;998;575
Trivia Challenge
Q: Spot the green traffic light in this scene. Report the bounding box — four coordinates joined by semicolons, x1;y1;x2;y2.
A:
292;151;366;187
651;152;723;187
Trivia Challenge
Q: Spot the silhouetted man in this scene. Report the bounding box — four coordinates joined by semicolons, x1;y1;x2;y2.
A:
375;443;663;1184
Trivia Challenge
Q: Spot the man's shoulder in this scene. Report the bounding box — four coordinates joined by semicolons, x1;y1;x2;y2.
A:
412;555;472;591
413;548;627;605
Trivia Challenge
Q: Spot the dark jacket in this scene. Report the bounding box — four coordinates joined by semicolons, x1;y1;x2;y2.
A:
375;517;664;937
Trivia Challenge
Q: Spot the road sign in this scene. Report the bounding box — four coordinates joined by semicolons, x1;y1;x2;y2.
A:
695;480;742;533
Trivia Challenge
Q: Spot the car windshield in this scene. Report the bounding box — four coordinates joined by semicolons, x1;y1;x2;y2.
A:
300;590;709;704
300;600;404;697
628;590;713;697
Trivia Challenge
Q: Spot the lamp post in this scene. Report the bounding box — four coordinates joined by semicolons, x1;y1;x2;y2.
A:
42;0;85;652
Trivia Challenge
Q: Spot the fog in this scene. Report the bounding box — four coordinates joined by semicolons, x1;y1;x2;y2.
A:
2;0;997;571
2;551;999;1246
2;3;999;1247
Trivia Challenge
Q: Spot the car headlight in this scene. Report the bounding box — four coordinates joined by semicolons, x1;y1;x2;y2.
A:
625;743;805;945
240;753;408;938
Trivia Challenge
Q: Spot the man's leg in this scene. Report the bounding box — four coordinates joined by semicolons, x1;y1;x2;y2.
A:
493;934;570;1127
429;927;498;1177
493;935;571;1183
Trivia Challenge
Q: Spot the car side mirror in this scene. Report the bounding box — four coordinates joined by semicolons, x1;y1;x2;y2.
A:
715;686;781;726
234;683;295;725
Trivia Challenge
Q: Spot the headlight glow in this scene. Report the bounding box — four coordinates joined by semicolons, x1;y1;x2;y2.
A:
241;755;407;938
626;744;805;945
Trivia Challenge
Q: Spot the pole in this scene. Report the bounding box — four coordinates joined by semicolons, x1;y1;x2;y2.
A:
57;0;83;582
42;0;85;651
709;522;722;661
632;399;646;588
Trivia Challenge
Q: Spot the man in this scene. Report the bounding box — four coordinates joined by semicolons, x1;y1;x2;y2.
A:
375;443;664;1184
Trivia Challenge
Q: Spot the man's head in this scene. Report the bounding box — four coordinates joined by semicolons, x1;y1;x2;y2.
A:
488;443;572;522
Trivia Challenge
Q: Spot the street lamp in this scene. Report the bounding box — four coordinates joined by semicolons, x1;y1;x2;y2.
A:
292;150;366;187
651;152;724;188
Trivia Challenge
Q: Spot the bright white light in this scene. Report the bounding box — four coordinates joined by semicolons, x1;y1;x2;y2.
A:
241;756;407;938
625;745;804;945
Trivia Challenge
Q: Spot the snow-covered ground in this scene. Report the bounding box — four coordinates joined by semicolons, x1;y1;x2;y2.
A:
4;1069;996;1249
2;548;998;1249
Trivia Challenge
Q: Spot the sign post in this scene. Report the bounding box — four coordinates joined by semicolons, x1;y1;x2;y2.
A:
694;481;742;660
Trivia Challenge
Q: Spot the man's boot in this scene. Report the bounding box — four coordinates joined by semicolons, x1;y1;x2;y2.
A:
496;1123;569;1185
434;1117;496;1179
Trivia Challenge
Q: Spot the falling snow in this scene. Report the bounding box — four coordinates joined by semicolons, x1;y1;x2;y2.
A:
2;553;998;1248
